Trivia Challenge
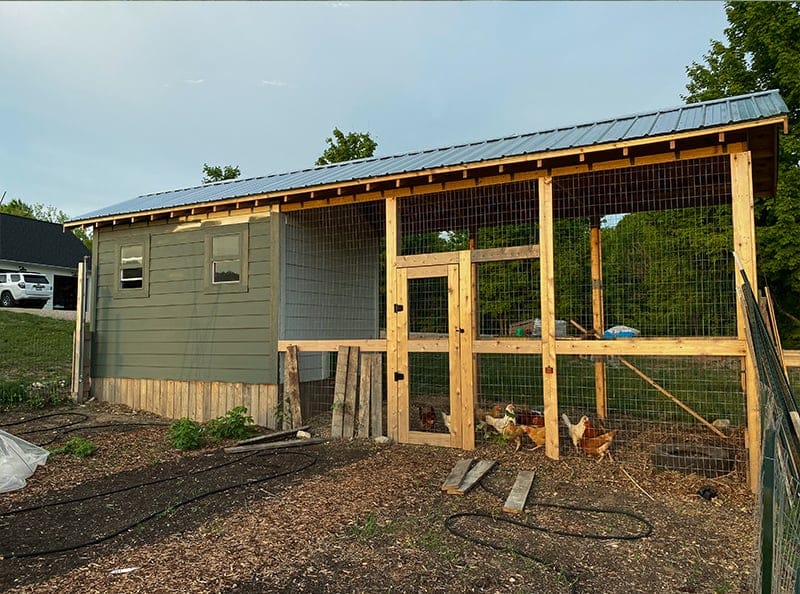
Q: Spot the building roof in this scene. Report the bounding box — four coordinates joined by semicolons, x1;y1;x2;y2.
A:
0;213;90;270
69;89;789;227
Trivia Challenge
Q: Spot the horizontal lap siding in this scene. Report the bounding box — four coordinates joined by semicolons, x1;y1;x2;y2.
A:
92;218;277;384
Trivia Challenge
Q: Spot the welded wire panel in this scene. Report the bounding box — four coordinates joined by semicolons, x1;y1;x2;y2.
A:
789;367;800;397
475;354;543;446
769;426;800;593
281;202;385;341
407;352;450;434
475;260;541;338
398;181;538;254
553;156;736;338
557;355;745;471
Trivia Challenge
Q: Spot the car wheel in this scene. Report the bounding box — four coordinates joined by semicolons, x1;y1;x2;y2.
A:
0;292;15;307
651;442;734;477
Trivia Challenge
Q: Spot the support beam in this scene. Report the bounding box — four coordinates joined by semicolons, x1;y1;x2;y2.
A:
538;177;559;460
589;217;608;420
731;151;760;493
386;197;400;443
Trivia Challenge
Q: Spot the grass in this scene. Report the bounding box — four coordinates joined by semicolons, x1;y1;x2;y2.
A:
0;310;74;408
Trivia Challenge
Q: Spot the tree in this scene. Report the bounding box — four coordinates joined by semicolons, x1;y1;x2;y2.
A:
202;164;241;183
684;1;800;346
316;128;377;166
0;197;92;250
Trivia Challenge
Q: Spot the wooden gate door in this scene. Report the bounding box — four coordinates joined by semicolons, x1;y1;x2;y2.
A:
394;254;475;450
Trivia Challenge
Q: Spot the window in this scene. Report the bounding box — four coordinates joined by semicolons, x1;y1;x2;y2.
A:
120;244;144;289
113;237;149;298
204;225;248;294
212;234;241;284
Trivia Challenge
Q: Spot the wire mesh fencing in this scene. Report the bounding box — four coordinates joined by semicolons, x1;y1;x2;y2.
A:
0;310;74;410
737;268;800;593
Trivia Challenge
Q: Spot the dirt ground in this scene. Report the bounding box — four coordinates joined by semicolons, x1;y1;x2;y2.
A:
0;401;757;593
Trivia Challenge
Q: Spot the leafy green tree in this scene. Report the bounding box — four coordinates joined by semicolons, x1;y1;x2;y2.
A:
316;128;377;166
684;1;800;346
202;164;241;183
0;197;91;250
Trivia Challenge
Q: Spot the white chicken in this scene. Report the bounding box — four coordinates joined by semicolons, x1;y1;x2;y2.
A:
561;413;589;452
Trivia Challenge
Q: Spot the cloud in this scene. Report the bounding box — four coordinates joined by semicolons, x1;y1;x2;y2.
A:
183;79;205;85
261;79;289;87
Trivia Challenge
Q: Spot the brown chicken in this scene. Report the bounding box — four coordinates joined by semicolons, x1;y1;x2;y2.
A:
418;405;436;431
581;417;605;440
520;424;546;449
579;429;618;461
516;408;545;428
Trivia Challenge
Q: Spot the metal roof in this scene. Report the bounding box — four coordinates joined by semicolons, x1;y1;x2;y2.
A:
71;89;789;223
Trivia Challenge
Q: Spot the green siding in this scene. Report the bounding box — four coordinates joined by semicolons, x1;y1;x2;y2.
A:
91;216;278;384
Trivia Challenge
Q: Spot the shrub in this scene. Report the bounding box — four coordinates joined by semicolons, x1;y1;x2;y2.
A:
204;406;255;441
167;417;205;450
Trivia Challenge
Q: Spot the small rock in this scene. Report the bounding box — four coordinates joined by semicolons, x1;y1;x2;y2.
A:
296;430;312;439
712;419;731;430
374;436;392;445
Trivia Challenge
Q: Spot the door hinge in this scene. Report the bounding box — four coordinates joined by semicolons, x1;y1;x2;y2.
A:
393;372;405;381
393;303;404;313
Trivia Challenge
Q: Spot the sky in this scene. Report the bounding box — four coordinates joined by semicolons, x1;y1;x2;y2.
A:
0;2;730;220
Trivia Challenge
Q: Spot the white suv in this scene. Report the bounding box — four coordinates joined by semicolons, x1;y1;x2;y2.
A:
0;270;53;308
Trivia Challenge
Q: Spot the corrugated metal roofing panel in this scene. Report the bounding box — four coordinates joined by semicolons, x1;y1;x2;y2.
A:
72;89;789;223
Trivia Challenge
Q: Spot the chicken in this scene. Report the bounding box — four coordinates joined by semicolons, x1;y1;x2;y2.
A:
418;405;436;431
520;424;546;449
562;413;589;451
516;408;545;427
441;411;451;432
581;416;605;440
483;403;516;434
483;404;524;451
579;429;618;462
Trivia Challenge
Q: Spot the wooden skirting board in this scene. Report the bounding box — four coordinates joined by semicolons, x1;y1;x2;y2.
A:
91;376;279;428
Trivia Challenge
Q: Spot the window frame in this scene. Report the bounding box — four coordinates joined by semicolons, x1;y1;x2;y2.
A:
204;224;249;294
113;237;150;298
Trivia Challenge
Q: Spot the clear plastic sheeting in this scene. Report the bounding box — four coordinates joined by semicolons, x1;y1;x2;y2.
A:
0;430;49;493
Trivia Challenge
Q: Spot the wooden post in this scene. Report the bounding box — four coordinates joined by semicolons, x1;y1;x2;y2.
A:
385;197;400;442
71;257;88;403
539;177;560;460
731;151;760;493
590;217;608;419
458;253;475;450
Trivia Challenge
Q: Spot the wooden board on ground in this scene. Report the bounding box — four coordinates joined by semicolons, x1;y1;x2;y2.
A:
451;459;496;495
235;425;311;446
224;437;327;454
441;458;475;492
503;470;536;514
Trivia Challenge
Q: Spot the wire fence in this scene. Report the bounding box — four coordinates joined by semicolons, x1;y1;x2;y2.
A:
0;310;74;410
737;269;800;593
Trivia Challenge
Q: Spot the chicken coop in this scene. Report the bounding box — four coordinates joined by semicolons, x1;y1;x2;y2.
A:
66;90;790;491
